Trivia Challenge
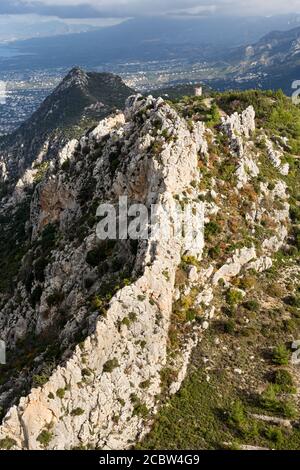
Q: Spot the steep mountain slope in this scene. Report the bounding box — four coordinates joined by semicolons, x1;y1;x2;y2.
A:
236;26;300;67
142;91;300;450
216;27;300;93
0;68;134;188
0;85;299;450
0;94;207;449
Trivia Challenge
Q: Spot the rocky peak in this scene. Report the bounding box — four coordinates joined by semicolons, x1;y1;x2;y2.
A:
0;70;135;189
0;89;299;451
53;67;89;95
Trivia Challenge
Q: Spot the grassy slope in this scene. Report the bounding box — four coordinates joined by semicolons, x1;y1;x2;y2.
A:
140;90;300;450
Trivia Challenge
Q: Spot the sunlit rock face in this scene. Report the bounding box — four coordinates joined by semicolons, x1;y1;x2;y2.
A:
0;90;293;450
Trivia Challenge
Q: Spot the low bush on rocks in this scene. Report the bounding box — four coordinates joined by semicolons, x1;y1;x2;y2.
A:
0;437;17;450
103;358;119;373
71;408;85;417
272;345;290;366
226;289;244;307
37;430;53;448
273;369;295;393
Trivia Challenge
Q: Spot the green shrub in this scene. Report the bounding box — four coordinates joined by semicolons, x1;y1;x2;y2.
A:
205;221;221;238
129;311;137;322
222;305;237;318
103;358;119;373
121;317;131;327
208;245;221;259
33;162;50;183
260;384;280;412
0;437;17;449
32;373;50;387
206;103;221;128
61;159;70;172
265;427;284;446
121;311;137;327
30;285;43;306
186;309;196;322
272;345;290;366
140;380;151;390
77;177;96;203
281;400;298;419
260;385;297;418
181;255;200;268
243;300;259;312
226;289;244;306
273;369;294;392
292;227;300;250
223;320;236;335
40;224;58;251
91;295;103;311
71;408;85;417
131;394;149;418
284;295;300;308
226;400;246;428
86;247;104;267
37;430;53;448
56;388;66;399
290;205;300;224
34;257;48;282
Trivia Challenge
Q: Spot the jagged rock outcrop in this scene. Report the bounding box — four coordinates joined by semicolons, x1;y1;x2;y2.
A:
0;95;206;449
265;138;290;176
221;106;259;189
0;90;294;451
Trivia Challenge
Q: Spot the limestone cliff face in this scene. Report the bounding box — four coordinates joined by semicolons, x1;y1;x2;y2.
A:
0;93;292;450
0;96;206;449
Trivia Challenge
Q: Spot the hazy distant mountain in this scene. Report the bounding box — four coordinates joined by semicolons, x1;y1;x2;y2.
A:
2;15;300;70
0;20;97;43
232;26;300;67
218;26;300;93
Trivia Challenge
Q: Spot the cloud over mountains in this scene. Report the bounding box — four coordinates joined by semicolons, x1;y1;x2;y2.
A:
0;0;300;19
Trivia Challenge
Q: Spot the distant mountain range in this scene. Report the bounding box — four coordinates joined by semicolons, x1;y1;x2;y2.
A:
0;19;98;43
2;15;300;70
209;26;300;94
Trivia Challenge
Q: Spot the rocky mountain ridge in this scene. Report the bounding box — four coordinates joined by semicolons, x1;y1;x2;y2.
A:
0;80;299;449
0;68;134;191
0;93;207;449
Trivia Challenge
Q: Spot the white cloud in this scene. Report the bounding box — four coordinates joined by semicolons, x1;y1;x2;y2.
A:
1;0;300;18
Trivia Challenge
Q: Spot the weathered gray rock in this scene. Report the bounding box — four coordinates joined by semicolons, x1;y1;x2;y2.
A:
0;96;293;452
213;247;257;285
265;138;289;175
0;96;205;450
